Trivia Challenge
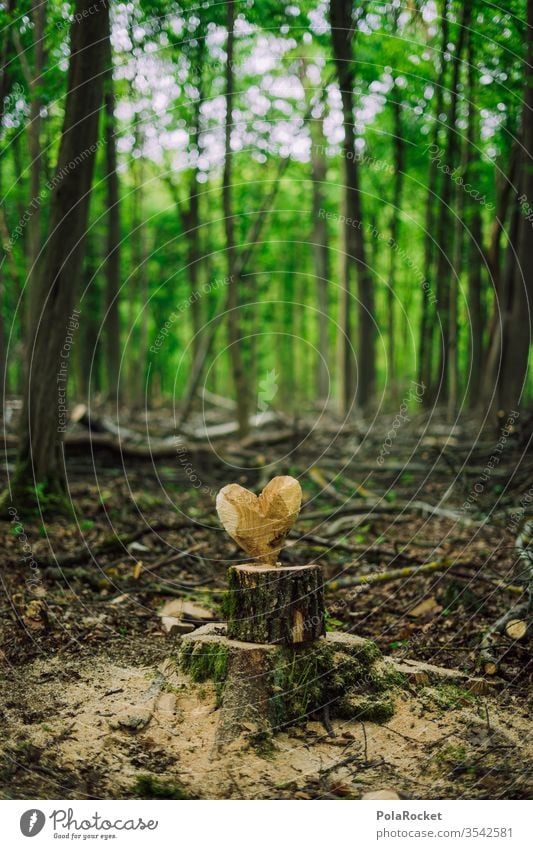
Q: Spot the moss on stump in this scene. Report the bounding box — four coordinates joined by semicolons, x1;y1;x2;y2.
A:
178;624;401;739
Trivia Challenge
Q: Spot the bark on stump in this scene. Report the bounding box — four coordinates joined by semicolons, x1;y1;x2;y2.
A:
226;564;325;645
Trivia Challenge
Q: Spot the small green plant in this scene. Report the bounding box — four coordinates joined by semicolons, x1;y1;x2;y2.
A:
325;611;344;631
132;775;193;800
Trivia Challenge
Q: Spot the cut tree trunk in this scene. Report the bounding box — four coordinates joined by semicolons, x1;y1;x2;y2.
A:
180;623;395;745
226;564;325;645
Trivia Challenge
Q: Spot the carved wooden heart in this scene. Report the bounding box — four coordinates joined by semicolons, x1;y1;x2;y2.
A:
216;475;302;565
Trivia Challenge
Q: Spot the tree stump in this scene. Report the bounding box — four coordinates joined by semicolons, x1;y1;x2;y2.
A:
226;564;325;645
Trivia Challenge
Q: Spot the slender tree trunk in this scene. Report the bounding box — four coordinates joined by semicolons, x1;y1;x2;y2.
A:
482;143;519;405
133;158;149;407
299;54;330;402
25;0;46;334
310;113;330;399
418;0;449;395
434;0;472;399
335;194;353;415
280;265;295;408
8;0;108;503
464;44;483;410
387;88;404;388
186;51;205;357
223;0;249;437
486;138;518;294
78;241;101;397
103;29;121;401
468;209;484;408
482;203;521;409
447;144;467;421
330;0;375;411
0;0;16;128
498;0;533;410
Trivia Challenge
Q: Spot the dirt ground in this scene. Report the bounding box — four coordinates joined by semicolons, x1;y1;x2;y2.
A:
0;404;532;799
0;642;531;800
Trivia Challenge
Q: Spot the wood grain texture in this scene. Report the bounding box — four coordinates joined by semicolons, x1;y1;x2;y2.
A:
216;475;302;564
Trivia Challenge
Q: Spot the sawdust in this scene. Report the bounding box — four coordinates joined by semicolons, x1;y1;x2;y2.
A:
1;642;531;800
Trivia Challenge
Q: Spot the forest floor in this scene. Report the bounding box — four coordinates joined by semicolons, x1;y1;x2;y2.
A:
0;398;532;799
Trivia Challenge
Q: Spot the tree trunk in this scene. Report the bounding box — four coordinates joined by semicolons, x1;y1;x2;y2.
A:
186;50;205;358
227;564;326;645
223;0;249;437
128;142;149;408
330;0;375;411
25;0;46;335
8;0;109;503
335;193;354;416
498;0;533;411
464;44;484;409
482;203;521;409
0;0;15;127
387;87;404;387
434;0;472;399
468;208;484;408
77;241;101;397
447;172;465;420
103;30;121;401
310;112;330;400
418;0;449;395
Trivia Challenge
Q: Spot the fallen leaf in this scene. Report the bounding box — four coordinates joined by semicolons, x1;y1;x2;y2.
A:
408;597;442;619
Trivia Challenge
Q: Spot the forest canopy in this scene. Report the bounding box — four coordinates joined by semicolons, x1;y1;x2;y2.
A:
0;0;532;498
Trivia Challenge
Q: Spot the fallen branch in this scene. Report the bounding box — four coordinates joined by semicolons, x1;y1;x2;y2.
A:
308;466;346;503
332;561;524;595
480;602;530;675
329;559;453;589
182;411;280;440
302;499;485;525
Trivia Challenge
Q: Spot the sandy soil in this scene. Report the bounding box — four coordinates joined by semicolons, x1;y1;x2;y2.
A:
1;639;531;800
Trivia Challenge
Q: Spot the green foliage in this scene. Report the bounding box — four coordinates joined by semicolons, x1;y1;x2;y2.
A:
132;774;193;800
420;684;478;711
1;0;531;409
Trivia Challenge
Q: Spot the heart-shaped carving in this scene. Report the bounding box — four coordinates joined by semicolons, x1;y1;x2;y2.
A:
216;475;302;565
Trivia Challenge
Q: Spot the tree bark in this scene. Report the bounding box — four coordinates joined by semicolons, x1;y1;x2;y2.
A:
419;0;449;395
330;0;375;411
103;28;121;401
223;0;249;437
434;0;472;399
77;239;101;397
464;42;484;409
186;49;205;357
8;0;109;502
497;0;533;411
387;87;404;387
15;0;47;336
310;112;330;400
227;564;326;645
